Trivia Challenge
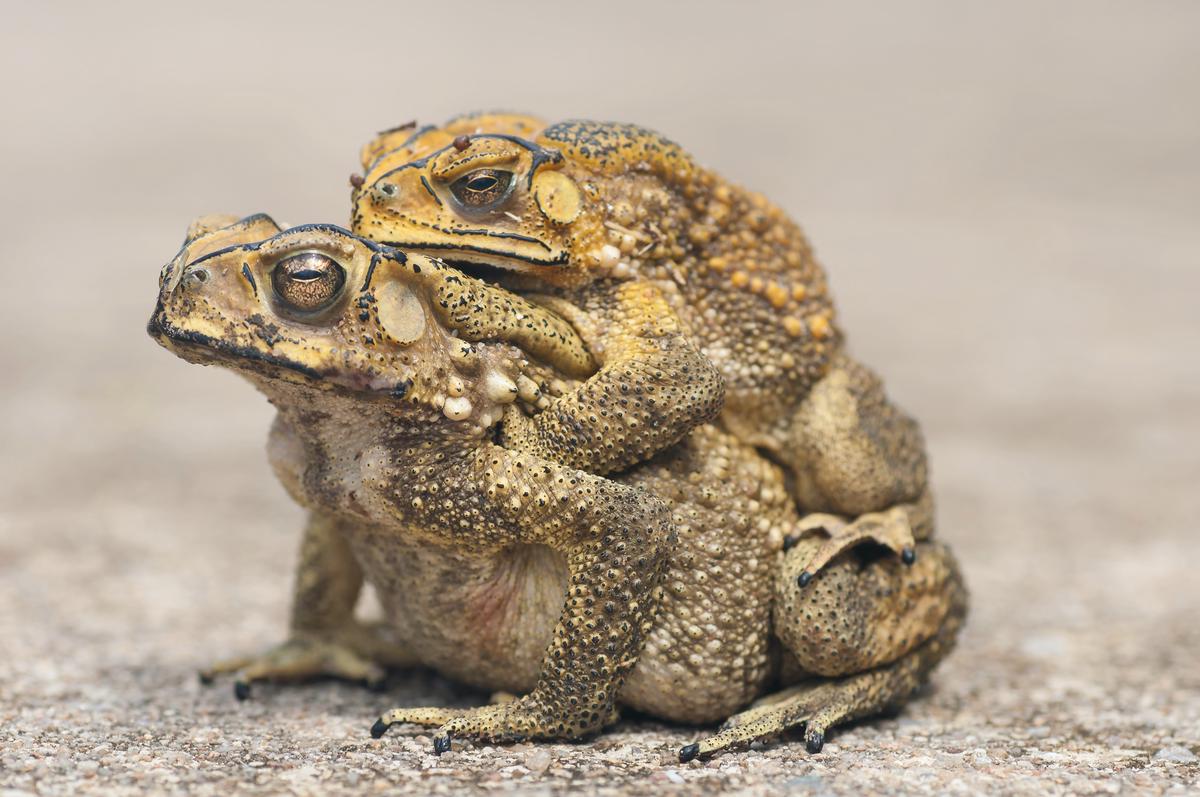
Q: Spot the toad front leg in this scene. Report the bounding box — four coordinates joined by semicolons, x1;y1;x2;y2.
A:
502;280;725;475
362;440;673;751
442;276;724;476
200;511;417;697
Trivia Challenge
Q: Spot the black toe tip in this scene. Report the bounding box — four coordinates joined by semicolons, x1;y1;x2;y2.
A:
901;547;917;566
782;534;800;551
433;734;452;755
679;743;700;763
797;571;813;588
233;681;251;701
370;719;390;739
806;731;825;754
198;672;214;686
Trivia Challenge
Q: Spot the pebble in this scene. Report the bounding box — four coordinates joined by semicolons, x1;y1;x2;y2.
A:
1153;745;1197;763
969;749;993;767
524;749;553;773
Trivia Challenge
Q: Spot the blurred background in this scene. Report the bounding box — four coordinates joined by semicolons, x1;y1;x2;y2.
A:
1;1;1197;793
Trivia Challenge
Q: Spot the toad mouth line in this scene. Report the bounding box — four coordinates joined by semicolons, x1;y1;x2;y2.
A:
378;240;570;269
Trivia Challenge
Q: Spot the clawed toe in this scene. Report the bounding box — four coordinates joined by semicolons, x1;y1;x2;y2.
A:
371;696;591;749
683;678;869;760
199;635;390;698
791;508;918;579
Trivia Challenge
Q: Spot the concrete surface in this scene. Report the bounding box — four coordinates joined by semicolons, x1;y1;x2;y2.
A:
1;2;1198;794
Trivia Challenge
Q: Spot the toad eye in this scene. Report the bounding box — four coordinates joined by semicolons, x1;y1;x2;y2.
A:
271;252;346;315
448;168;514;212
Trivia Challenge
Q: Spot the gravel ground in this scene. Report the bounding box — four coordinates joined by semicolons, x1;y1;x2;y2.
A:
2;3;1198;795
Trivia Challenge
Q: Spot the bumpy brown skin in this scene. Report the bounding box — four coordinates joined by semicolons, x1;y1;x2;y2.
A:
149;216;966;758
351;112;935;580
149;215;684;745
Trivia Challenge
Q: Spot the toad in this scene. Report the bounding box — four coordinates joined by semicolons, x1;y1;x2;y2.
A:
148;216;966;759
352;113;936;582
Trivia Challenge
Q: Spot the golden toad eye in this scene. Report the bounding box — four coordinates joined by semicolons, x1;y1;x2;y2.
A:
271;253;347;314
448;168;514;211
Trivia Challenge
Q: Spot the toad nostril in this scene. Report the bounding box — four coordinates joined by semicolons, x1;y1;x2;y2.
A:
378;183;397;197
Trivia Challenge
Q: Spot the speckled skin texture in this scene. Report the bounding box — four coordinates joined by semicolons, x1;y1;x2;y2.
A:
147;216;966;759
150;217;668;747
351;113;937;586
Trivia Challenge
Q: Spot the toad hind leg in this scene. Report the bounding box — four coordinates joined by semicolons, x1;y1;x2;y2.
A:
784;355;934;583
679;537;966;760
679;613;962;761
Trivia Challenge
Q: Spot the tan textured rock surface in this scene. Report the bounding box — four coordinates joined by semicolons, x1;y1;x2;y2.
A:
1;2;1197;794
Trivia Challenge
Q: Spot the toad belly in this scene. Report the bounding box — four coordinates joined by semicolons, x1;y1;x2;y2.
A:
348;534;569;694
